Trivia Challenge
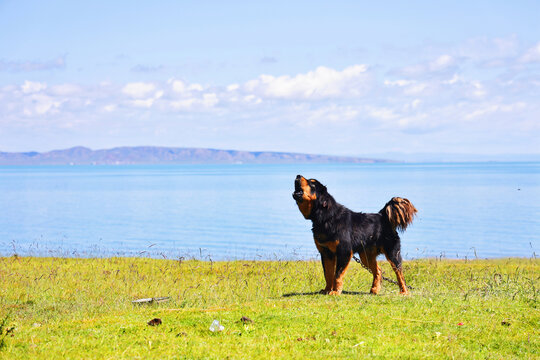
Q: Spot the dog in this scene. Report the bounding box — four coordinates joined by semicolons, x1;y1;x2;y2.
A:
292;175;417;295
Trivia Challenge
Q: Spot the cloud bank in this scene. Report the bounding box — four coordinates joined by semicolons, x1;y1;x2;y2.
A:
0;37;538;157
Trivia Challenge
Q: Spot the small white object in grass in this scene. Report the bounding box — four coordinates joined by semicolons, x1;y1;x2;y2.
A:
132;298;153;304
209;319;225;332
132;297;170;304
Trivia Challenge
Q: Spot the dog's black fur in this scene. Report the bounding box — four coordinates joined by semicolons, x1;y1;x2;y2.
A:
292;175;417;295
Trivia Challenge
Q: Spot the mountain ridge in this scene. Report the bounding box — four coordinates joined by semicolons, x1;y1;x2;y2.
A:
0;146;392;165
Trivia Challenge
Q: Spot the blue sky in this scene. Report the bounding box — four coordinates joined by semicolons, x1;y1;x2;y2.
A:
1;1;539;159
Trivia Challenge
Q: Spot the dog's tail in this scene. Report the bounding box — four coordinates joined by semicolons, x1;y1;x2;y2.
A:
380;197;417;232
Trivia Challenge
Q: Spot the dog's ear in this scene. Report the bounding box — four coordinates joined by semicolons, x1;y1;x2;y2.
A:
318;185;329;208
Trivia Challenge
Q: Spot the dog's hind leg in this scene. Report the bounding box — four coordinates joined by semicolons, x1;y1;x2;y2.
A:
359;250;382;294
384;245;409;295
330;250;353;295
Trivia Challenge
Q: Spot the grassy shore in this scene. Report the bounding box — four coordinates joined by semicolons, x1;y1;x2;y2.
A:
0;256;538;359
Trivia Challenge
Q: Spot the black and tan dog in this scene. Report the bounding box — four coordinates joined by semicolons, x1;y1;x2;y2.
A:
292;175;417;295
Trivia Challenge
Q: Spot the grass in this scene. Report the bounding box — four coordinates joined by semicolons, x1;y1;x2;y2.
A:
0;256;538;359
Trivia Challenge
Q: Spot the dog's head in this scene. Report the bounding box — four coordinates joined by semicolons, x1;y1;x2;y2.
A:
292;175;328;219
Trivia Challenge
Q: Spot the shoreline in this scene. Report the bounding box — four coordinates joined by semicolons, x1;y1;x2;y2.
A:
2;253;539;262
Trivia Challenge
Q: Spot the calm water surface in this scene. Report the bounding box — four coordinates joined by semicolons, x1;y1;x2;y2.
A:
0;163;538;260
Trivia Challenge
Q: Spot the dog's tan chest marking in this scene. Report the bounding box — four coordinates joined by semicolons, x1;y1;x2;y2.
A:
314;235;340;253
296;177;316;218
298;201;313;219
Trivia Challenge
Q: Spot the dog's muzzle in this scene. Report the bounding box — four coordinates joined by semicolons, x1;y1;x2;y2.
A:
292;175;303;202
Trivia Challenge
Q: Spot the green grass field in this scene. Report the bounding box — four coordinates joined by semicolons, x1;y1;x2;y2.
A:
0;256;538;359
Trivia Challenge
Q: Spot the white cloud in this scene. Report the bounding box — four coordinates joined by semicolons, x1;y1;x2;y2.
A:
491;36;520;57
242;94;262;104
170;79;204;93
457;35;520;61
103;104;117;112
403;83;429;96
308;105;359;123
23;94;62;116
429;55;455;71
122;82;156;98
130;98;155;108
127;89;164;108
443;74;461;85
21;80;47;94
189;83;204;91
364;105;399;121
384;79;413;87
384;79;430;96
469;81;486;98
465;102;526;120
50;84;81;96
410;99;421;109
169;93;219;110
170;79;187;93
393;54;458;77
202;93;218;107
519;42;540;63
396;113;429;129
244;65;370;99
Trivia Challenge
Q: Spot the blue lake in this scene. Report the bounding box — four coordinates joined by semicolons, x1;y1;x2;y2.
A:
0;163;538;260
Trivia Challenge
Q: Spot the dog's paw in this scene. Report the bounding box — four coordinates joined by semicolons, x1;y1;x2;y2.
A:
319;289;331;294
369;287;380;295
328;290;342;296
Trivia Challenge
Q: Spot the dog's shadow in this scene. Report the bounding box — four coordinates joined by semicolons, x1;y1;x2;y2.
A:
282;290;369;297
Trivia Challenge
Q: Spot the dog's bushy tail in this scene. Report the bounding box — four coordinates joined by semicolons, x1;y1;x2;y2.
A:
380;197;417;232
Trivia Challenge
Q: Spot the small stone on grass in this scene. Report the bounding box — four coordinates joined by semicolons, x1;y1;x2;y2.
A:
147;318;162;326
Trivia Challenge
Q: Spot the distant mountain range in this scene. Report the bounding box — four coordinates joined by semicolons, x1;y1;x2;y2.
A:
0;146;392;165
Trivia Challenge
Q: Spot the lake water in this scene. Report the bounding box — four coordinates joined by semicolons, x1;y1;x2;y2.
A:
0;163;538;260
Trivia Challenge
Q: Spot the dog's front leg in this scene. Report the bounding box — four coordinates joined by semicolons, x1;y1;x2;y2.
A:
316;245;336;294
329;250;353;295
